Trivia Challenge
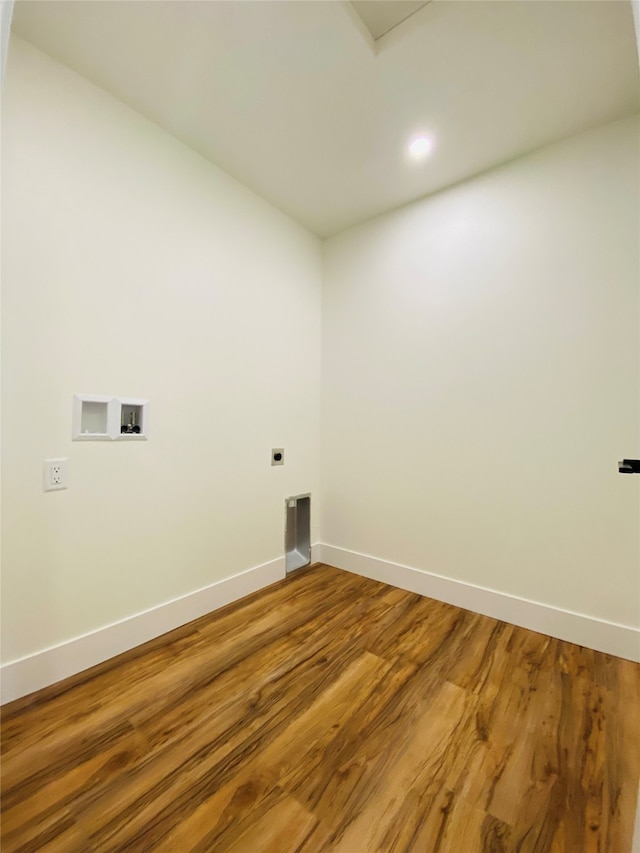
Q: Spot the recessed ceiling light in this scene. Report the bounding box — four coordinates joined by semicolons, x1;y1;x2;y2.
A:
408;136;433;159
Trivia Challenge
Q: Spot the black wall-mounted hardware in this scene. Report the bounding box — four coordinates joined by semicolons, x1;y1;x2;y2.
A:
618;459;640;474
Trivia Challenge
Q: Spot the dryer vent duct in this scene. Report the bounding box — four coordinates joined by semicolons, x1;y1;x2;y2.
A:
285;494;311;573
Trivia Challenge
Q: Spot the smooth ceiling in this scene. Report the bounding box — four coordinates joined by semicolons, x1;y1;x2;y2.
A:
351;1;431;41
10;0;640;237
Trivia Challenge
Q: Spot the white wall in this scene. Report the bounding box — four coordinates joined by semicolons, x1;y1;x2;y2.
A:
322;116;640;631
627;7;640;846
2;33;639;697
1;37;321;665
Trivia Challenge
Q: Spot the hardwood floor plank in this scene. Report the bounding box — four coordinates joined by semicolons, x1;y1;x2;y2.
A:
1;806;83;853
1;732;148;837
0;564;367;757
2;719;147;813
73;650;370;848
287;657;420;813
155;652;391;853
2;563;638;853
311;680;473;851
212;791;318;853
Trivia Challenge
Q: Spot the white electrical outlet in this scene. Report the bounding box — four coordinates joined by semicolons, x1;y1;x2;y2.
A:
44;458;69;491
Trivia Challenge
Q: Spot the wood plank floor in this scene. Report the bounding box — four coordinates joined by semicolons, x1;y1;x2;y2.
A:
2;563;639;852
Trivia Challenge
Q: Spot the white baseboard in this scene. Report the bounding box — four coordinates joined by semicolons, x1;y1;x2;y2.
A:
316;544;640;663
1;556;286;705
4;542;635;705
